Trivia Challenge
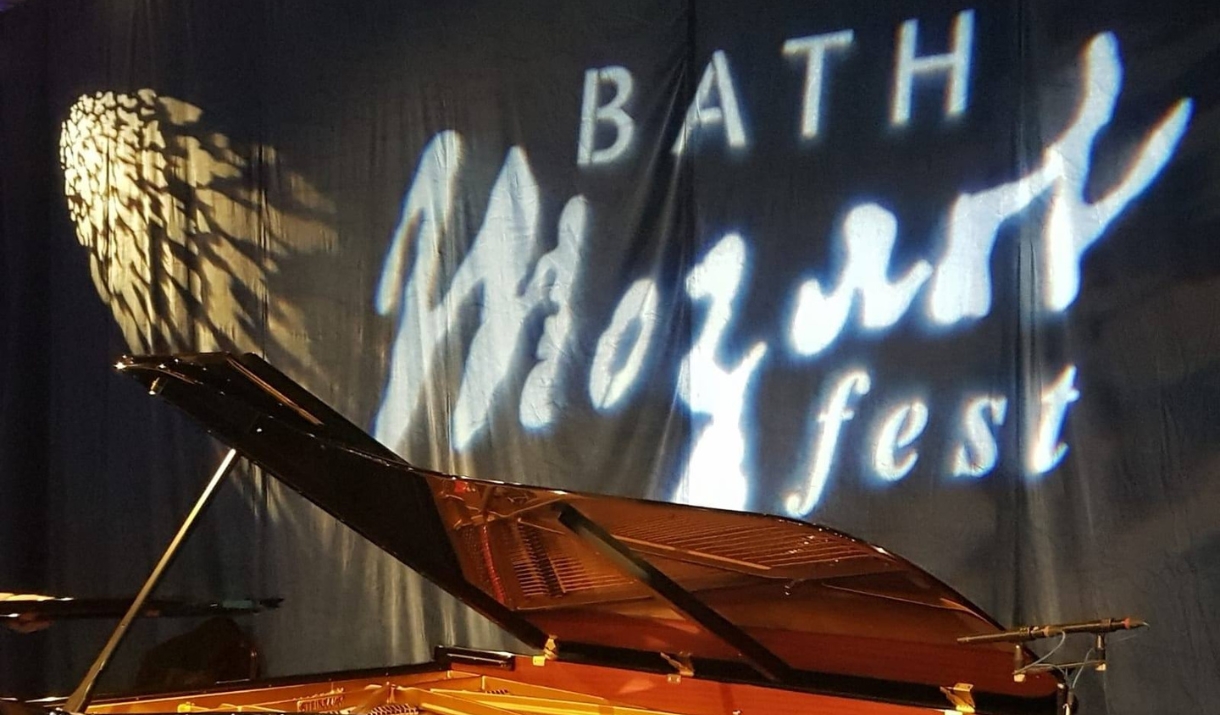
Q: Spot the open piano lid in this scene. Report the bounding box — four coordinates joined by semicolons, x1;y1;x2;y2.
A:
116;353;1063;714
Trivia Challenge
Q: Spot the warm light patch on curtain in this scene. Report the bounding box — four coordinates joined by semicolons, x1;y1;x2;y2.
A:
59;90;335;370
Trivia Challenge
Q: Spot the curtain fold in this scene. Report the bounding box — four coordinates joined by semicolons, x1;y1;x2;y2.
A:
2;1;1219;712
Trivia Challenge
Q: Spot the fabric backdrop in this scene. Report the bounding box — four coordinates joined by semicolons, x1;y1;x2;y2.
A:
3;0;1219;712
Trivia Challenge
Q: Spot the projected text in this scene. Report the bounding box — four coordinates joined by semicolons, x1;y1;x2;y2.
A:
375;21;1192;517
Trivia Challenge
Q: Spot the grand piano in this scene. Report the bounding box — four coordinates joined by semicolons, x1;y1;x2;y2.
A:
16;353;1069;715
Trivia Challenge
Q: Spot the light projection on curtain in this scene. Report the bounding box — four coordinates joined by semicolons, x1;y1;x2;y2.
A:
373;14;1193;517
59;89;335;378
373;133;591;453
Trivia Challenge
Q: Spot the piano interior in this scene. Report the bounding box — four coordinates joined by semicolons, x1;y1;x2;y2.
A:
83;653;939;715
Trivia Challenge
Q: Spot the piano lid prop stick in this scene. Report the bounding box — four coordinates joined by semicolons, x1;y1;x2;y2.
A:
63;448;241;714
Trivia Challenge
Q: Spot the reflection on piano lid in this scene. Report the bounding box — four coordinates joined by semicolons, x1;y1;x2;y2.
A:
21;353;1068;715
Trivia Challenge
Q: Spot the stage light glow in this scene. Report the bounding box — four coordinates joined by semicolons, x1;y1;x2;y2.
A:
60;91;170;353
60;90;335;371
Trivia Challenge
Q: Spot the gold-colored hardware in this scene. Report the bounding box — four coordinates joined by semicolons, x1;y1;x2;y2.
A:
659;652;694;680
533;636;559;666
939;682;975;714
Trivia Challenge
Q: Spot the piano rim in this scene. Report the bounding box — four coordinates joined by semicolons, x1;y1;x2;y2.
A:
24;646;1064;715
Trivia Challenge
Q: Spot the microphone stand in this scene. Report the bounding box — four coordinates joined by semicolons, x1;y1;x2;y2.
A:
959;618;1146;715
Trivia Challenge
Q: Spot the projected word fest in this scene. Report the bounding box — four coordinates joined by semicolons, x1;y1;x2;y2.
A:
374;10;1192;516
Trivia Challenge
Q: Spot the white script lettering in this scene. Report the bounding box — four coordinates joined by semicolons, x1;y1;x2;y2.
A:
375;135;588;453
672;235;767;509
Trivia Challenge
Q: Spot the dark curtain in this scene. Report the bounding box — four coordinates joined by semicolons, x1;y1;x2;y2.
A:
2;0;1219;712
0;0;51;696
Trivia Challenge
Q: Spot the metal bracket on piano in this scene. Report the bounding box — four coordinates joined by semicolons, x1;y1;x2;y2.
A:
1015;633;1111;678
958;617;1143;686
659;652;694;682
939;682;975;714
531;636;559;667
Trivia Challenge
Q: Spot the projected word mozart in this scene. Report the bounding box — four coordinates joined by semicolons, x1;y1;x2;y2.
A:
374;26;1192;517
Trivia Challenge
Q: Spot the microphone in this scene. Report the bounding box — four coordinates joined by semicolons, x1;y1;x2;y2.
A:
957;617;1147;645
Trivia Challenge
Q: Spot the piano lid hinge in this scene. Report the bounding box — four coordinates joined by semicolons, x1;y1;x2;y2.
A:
532;636;559;666
940;682;975;714
660;651;695;682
